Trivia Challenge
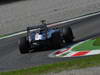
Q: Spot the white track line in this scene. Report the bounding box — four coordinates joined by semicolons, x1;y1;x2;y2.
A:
49;11;100;27
0;11;100;40
0;31;26;40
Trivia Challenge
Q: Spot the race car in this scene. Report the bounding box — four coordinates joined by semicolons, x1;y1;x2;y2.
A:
18;20;74;54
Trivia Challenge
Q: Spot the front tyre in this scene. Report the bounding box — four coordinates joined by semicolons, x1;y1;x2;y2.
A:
18;36;31;54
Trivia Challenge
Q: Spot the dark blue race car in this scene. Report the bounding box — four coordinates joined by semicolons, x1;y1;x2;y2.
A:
18;21;74;54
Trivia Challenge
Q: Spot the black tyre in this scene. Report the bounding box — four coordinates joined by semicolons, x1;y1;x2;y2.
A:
63;26;74;43
18;36;31;54
51;32;62;49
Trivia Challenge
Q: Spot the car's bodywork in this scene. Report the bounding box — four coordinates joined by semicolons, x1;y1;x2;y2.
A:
18;21;74;54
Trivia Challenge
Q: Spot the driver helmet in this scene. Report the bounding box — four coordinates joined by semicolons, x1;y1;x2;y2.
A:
40;20;48;32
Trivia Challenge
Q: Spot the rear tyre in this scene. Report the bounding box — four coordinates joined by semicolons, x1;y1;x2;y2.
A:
18;36;31;54
63;26;74;43
51;32;62;49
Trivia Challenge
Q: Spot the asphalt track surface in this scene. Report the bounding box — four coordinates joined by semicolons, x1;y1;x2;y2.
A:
1;0;100;34
0;15;100;72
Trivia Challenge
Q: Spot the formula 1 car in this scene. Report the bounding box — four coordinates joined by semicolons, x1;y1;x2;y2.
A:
18;20;74;54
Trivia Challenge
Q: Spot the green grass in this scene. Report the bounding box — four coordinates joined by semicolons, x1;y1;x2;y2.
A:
93;37;100;46
0;35;5;38
1;54;100;75
72;38;100;51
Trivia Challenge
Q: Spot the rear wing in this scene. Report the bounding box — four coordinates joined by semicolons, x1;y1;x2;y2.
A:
27;20;69;32
27;25;44;31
